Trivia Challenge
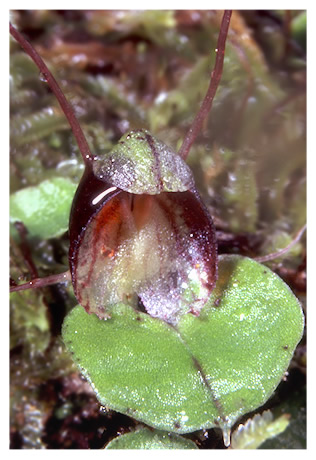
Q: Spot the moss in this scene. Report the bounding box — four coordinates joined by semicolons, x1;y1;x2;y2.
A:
10;10;306;449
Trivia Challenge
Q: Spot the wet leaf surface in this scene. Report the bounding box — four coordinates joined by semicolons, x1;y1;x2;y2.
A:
62;255;304;437
105;427;198;449
10;177;77;239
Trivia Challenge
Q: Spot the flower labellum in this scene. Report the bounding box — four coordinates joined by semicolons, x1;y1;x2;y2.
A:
69;130;217;325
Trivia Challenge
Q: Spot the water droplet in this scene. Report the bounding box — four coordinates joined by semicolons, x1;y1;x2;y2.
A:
39;72;48;83
155;91;168;104
222;425;231;447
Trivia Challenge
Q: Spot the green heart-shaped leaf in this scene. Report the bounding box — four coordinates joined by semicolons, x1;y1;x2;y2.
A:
105;427;197;449
10;177;77;239
62;255;304;438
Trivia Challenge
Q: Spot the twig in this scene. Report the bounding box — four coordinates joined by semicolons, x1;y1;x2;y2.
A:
9;22;95;166
10;270;71;293
255;224;306;263
178;10;232;161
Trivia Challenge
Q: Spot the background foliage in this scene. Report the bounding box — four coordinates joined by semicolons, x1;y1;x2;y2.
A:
10;10;306;449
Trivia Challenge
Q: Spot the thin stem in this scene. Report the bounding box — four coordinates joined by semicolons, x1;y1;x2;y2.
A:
9;22;94;166
255;224;306;263
14;221;39;279
178;10;232;161
10;270;71;293
283;10;292;61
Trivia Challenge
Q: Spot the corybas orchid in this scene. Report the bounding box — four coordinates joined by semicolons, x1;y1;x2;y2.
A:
69;129;217;324
9;11;306;449
10;11;232;324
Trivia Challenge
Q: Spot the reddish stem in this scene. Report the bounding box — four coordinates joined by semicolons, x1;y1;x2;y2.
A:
255;224;306;263
178;10;232;161
9;22;94;166
10;270;71;293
